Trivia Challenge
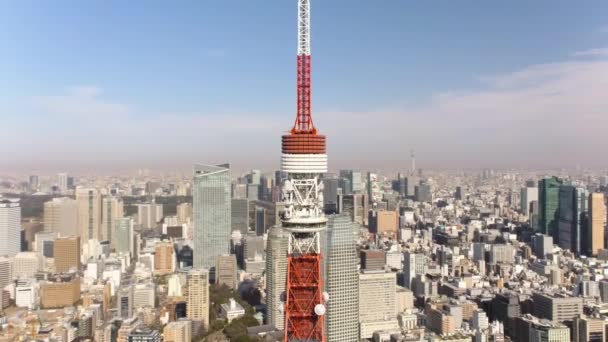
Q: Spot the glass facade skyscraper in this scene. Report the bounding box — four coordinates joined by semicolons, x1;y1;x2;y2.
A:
114;217;133;254
538;177;563;237
558;186;588;254
193;164;231;270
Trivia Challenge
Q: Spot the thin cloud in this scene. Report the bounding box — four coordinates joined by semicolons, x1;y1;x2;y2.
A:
33;86;131;117
572;47;608;57
4;47;608;170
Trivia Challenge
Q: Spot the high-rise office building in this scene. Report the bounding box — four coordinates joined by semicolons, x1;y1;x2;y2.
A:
176;203;192;225
43;197;78;236
415;181;432;203
118;286;134;318
13;252;40;278
521;185;539;215
29;175;39;192
538;177;563;237
265;226;289;330
532;292;583;322
58;173;69;191
163;320;191;342
76;188;102;241
589;193;607;256
360;249;385;271
101;196;123;242
54;236;80;273
231;199;249;235
323;177;339;214
215;254;237;289
490;244;514;264
133;282;156;309
255;207;265;236
0;257;12;289
193;164;231;270
136;202;163;230
367;172;381;204
114;218;134;254
186;269;210;328
154;241;175;274
41;277;81;309
341;193;369;225
0;198;21;257
405;176;419;198
403;251;427;289
532;234;554;259
325;215;359;342
573;314;605;342
340;170;363;195
368;210;398;236
359;271;398;339
558;186;589;254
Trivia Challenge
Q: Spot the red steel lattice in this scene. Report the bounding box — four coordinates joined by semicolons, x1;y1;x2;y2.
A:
284;254;326;342
292;55;316;135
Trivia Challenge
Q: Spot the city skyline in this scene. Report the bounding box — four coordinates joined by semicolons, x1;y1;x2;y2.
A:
1;1;608;171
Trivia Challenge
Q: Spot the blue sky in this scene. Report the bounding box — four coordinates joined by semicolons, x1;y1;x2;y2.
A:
1;1;608;172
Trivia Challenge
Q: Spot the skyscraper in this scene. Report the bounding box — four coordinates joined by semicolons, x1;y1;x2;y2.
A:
76;187;102;241
28;175;39;192
193;164;231;270
186;269;210;329
367;172;381;204
231;199;249;235
265;226;289;330
325;215;358;342
117;286;133;318
43;197;78;236
403;251;427;289
521;184;539;216
114;217;134;254
136;202;163;230
557;186;588;254
538;177;563;237
54;236;81;273
215;255;237;289
101;196;123;242
358;271;398;339
589;193;607;256
0;198;21;257
58;173;69;191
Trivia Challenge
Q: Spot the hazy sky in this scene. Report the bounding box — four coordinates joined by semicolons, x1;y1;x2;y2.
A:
1;1;607;173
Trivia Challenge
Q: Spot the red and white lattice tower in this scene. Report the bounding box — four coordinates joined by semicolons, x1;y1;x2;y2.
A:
280;0;327;341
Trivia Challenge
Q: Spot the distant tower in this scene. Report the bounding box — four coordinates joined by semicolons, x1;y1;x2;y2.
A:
410;149;415;174
325;215;358;342
281;0;327;340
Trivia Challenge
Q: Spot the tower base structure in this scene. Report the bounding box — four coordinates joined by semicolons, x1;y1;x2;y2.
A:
284;253;325;342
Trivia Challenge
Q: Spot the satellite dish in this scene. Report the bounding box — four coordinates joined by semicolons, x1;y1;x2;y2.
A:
314;304;326;316
278;304;285;314
322;292;330;302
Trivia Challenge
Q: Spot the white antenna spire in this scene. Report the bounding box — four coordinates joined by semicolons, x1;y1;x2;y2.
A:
297;0;311;56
